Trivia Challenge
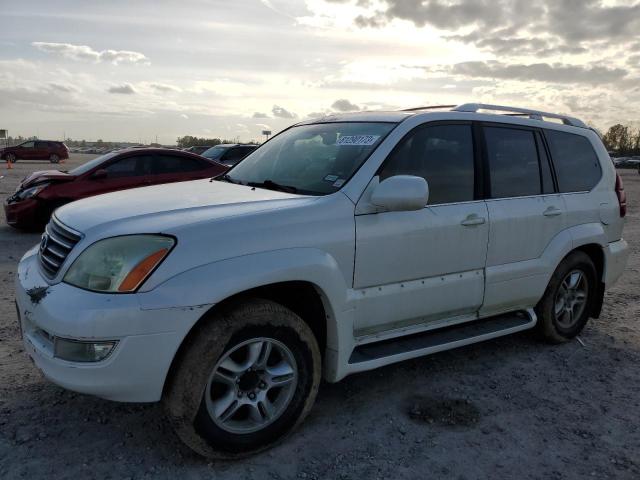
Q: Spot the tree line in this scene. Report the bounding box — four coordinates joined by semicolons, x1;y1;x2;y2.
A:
602;124;640;156
176;136;259;148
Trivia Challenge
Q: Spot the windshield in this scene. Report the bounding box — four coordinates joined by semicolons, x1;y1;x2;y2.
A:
68;152;119;175
202;146;227;160
223;122;395;195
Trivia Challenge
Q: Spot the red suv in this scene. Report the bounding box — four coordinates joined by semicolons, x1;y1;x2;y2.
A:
1;140;69;164
4;148;227;230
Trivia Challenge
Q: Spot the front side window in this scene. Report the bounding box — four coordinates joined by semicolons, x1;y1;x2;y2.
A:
104;155;152;178
379;124;475;205
21;141;35;148
225;122;395;195
485;127;541;198
545;130;601;192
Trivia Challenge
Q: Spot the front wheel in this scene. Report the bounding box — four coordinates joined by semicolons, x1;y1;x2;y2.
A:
536;251;597;343
5;153;16;163
164;299;321;458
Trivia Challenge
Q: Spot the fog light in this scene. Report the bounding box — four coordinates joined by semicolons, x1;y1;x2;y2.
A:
53;338;117;362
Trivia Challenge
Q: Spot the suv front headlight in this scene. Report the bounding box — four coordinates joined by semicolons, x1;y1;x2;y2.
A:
64;235;175;293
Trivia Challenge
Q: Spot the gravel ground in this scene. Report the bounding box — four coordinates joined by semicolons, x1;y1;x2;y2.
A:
0;155;639;479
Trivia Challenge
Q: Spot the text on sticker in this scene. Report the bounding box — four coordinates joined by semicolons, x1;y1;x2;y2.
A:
336;135;380;146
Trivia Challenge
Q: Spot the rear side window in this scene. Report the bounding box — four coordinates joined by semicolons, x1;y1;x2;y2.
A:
150;155;204;174
484;127;541;198
545;130;601;192
379;124;475;205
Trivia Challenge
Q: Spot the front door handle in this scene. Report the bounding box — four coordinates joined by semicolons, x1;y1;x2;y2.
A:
543;207;562;217
461;214;486;226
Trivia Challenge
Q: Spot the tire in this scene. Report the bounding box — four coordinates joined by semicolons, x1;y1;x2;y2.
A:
164;298;321;459
535;251;597;343
49;154;60;163
5;153;16;163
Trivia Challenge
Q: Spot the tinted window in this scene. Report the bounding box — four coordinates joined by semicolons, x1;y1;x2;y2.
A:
150;154;203;174
485;127;541;198
35;141;48;148
379;124;475;205
545;130;601;192
104;155;151;178
222;148;246;161
21;141;35;148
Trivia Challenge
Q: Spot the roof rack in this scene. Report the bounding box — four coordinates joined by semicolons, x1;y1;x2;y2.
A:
452;103;587;128
401;105;457;112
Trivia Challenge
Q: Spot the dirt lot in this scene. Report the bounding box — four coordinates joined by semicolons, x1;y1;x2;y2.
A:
1;154;639;479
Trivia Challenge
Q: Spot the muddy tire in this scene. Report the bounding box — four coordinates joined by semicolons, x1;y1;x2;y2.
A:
164;298;321;459
536;251;597;343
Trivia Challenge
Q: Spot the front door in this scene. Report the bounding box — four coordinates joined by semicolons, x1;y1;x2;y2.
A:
353;123;489;334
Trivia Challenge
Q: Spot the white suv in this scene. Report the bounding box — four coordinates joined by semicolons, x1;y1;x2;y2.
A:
15;104;629;458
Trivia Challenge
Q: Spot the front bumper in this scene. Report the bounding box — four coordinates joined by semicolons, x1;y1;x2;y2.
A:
15;248;211;402
4;197;40;229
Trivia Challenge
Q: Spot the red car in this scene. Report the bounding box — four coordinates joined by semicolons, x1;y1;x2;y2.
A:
4;148;227;231
1;140;69;164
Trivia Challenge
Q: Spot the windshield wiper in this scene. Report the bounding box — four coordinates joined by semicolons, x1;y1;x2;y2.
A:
247;179;298;193
212;173;238;184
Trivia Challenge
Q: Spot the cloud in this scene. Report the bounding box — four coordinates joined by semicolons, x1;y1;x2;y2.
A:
331;98;360;112
448;61;628;85
32;42;149;65
252;112;269;118
107;83;136;94
180;113;189;119
351;0;640;55
255;123;271;130
149;82;181;93
48;83;78;93
272;105;296;119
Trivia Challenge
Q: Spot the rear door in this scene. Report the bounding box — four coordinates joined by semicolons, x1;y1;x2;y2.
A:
480;124;565;316
34;141;50;159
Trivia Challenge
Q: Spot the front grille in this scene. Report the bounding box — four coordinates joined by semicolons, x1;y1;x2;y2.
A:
38;217;82;278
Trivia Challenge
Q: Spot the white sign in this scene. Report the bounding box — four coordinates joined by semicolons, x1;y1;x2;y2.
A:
336;135;379;146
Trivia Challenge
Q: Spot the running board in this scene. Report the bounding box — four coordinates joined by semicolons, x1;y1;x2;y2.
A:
349;309;537;365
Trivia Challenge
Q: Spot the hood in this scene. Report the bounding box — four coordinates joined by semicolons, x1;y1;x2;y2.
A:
20;170;74;189
55;178;314;233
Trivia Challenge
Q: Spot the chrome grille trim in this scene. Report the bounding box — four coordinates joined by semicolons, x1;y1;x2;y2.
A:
38;216;82;278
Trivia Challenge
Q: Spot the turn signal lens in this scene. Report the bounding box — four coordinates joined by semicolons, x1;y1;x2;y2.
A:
118;248;169;292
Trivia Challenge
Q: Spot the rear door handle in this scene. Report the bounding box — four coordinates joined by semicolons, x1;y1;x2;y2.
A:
461;215;486;226
543;207;562;217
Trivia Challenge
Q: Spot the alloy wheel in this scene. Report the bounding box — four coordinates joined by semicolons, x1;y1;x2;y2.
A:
204;337;298;434
554;269;588;329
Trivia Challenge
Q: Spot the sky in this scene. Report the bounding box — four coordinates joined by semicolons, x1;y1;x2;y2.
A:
0;0;639;144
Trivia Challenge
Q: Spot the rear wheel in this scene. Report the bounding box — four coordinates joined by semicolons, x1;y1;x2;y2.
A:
164;299;321;458
49;154;60;163
536;251;597;343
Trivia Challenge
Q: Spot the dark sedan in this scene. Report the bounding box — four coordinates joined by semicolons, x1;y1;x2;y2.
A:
201;144;258;167
4;148;227;231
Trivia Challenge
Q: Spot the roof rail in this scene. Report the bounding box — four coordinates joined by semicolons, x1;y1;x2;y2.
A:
401;105;457;112
452;103;588;128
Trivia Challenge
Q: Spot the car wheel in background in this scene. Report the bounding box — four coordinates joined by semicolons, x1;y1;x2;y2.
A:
536;251;597;343
5;153;16;163
164;299;321;459
49;154;60;163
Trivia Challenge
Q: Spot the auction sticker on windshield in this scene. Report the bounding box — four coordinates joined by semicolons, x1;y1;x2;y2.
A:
336;135;380;146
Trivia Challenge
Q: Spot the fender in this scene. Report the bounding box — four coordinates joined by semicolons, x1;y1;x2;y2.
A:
137;247;354;357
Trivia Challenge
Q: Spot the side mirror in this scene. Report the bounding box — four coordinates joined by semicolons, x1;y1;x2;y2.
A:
370;175;429;212
91;169;108;180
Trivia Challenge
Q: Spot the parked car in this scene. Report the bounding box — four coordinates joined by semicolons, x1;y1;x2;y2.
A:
15;104;629;458
184;145;213;155
1;140;69;163
201;144;259;167
4;148;227;230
